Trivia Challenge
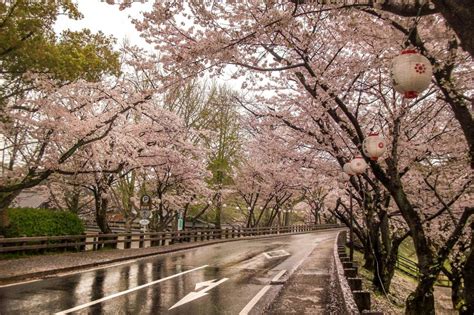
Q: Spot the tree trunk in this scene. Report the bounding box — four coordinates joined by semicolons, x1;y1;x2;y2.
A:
380;245;398;293
124;218;132;233
405;275;436;315
215;195;221;230
0;191;21;231
461;223;474;314
371;211;401;293
387;180;436;314
431;0;474;60
95;195;111;234
448;269;464;313
363;249;375;271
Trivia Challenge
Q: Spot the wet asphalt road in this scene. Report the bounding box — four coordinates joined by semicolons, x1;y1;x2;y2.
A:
0;231;337;315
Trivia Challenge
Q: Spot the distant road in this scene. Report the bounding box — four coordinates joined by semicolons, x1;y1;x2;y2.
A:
0;230;338;314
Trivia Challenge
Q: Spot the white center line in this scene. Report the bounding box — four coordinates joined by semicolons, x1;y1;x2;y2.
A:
54;264;208;315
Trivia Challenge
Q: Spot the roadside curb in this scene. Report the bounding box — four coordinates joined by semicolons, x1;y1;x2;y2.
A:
0;228;344;285
255;231;344;314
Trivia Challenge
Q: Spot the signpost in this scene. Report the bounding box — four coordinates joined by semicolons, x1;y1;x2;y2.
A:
139;219;150;226
140;194;152;229
177;211;184;231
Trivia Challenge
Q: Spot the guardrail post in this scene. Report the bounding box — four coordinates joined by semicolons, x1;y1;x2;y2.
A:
92;235;97;251
139;232;145;248
39;239;47;254
347;277;362;291
80;234;86;252
344;268;358;278
353;291;371;312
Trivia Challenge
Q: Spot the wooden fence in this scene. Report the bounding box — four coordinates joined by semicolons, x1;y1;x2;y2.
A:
396;255;451;287
0;224;340;255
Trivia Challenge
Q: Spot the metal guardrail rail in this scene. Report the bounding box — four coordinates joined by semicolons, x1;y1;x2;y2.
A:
0;224;340;255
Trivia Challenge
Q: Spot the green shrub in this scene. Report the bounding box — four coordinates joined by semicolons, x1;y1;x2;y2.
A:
2;208;84;237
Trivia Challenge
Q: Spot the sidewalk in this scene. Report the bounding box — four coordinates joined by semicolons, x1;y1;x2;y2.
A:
268;234;336;314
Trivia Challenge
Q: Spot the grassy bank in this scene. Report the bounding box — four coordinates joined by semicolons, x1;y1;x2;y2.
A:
352;250;455;314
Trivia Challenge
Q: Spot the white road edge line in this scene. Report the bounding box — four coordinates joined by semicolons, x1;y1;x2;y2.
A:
239;239;324;315
56;259;139;277
0;279;41;288
239;285;271;315
290;240;321;274
239;269;287;315
271;269;286;282
54;264;208;315
0;259;140;289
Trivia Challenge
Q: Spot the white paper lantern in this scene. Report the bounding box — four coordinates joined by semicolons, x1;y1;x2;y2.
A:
340;172;350;182
391;49;432;99
363;132;386;160
350;156;367;174
343;162;354;176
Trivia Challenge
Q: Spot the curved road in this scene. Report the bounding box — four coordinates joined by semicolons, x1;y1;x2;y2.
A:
0;230;338;315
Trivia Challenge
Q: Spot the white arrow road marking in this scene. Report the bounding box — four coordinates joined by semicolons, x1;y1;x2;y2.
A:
54;265;208;315
169;278;229;310
194;279;219;290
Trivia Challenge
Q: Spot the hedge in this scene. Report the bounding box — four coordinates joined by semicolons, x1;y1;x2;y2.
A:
2;208;84;237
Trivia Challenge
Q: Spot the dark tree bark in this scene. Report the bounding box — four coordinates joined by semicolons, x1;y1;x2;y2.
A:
462;222;474;314
430;0;474;60
294;0;474;59
406;276;436;315
373;1;474;59
94;192;111;234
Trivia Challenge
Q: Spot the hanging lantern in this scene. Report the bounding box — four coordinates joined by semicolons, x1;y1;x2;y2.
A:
340;172;350;182
343;162;354;176
391;49;432;99
362;132;386;161
338;173;349;189
350;156;367;174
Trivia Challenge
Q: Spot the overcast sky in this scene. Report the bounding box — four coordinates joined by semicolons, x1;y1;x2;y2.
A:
54;1;154;49
54;1;251;92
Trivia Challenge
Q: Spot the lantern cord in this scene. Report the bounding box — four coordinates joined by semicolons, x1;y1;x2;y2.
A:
362;177;395;305
367;234;396;305
364;205;396;305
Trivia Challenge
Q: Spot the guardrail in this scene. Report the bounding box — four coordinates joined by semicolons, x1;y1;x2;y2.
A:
0;224;340;255
396;255;451;287
334;232;383;314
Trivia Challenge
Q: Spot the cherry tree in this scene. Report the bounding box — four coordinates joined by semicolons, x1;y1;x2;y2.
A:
135;2;473;313
0;77;152;229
